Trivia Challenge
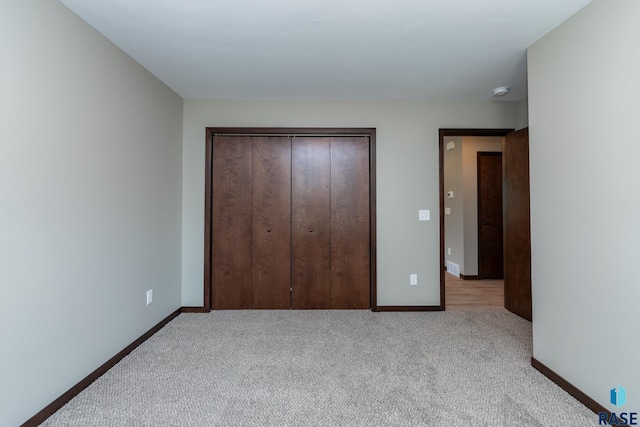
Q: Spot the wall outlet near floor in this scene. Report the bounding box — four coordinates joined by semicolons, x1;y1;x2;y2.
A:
410;274;418;285
146;289;153;305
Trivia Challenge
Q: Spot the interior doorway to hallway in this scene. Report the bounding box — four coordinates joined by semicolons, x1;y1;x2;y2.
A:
441;131;506;309
439;128;532;320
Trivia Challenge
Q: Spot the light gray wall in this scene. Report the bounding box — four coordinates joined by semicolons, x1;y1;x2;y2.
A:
528;0;640;410
0;2;183;426
182;99;519;306
517;98;529;130
461;137;503;276
444;137;464;271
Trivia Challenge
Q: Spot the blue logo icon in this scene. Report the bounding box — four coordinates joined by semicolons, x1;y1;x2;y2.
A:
611;386;627;408
599;386;636;425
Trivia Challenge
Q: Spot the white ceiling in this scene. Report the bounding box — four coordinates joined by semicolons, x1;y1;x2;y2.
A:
58;0;591;101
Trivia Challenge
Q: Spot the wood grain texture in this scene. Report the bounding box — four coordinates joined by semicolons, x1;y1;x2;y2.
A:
203;130;213;311
477;152;504;279
291;137;332;309
205;128;377;311
503;128;532;321
212;136;253;309
376;306;442;312
330;137;370;309
445;273;504;310
251;137;292;309
368;131;377;310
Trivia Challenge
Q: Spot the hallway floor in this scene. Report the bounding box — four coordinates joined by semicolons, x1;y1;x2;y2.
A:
445;272;504;310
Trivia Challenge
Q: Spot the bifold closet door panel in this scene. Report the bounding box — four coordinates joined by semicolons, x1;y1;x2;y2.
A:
252;137;292;309
212;136;253;309
331;137;370;309
291;137;331;309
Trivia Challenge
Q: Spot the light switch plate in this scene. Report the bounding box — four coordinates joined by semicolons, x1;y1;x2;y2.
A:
445;207;451;215
419;210;430;221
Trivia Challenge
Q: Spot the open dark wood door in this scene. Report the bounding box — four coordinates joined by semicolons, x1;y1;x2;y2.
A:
477;152;504;279
503;128;532;321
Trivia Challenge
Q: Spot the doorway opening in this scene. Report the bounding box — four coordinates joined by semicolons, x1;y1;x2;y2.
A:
440;131;508;310
439;128;532;319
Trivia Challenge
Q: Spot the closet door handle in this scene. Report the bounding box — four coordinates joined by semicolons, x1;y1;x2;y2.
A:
309;228;314;233
266;228;272;233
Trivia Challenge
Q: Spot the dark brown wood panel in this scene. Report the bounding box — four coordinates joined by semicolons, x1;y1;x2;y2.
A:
503;128;532;321
205;127;377;312
477;152;504;279
212;136;253;309
252;137;292;309
369;132;377;311
203;131;213;312
291;137;332;309
331;137;370;309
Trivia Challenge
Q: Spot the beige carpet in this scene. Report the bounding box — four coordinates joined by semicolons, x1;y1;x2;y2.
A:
43;310;595;426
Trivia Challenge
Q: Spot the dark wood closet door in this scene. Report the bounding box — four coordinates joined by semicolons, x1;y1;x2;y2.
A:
331;137;370;308
212;136;253;309
291;137;331;309
252;137;292;309
210;131;372;310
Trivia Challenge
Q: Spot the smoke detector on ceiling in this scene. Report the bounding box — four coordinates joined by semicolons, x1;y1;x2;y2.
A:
492;87;510;97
